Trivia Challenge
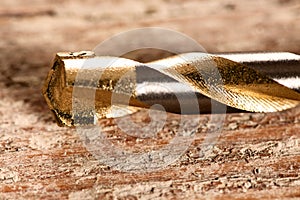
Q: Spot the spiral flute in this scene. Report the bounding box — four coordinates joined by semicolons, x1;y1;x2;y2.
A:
43;51;300;126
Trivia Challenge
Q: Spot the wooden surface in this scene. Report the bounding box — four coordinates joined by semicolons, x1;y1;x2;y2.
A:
0;0;300;199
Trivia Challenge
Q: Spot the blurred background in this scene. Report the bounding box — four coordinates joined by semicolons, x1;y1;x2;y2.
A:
0;0;299;90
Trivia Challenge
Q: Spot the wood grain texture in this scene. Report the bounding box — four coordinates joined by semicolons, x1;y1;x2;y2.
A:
0;0;299;199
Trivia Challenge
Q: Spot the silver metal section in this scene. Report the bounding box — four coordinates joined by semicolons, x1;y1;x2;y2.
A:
137;52;300;113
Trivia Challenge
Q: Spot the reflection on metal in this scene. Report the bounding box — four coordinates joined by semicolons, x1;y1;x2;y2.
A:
42;51;300;127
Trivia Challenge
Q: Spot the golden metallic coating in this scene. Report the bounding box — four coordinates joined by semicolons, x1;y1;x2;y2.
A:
42;51;300;127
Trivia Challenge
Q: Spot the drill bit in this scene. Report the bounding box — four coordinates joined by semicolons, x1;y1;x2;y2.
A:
42;51;300;127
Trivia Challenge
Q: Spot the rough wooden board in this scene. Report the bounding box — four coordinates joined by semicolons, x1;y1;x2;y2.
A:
0;0;300;199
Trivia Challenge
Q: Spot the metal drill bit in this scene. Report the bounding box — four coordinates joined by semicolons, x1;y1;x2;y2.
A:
42;51;300;127
217;52;300;92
